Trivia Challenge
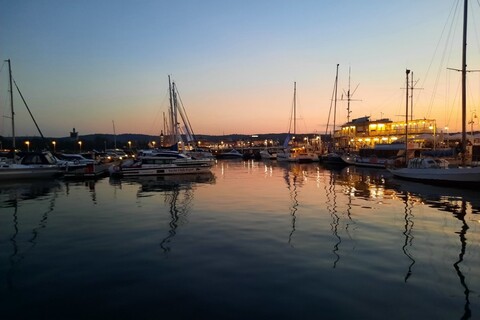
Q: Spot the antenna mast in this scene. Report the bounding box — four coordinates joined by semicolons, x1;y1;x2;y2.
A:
112;120;117;149
342;66;361;123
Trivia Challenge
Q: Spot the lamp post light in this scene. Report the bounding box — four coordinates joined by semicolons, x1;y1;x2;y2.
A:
152;141;156;149
469;111;477;142
52;141;56;153
78;140;82;153
128;141;132;150
25;140;30;152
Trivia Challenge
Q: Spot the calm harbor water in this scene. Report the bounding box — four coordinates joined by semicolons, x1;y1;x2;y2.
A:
1;160;479;319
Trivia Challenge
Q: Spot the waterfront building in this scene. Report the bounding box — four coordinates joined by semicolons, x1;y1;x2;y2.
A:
334;116;437;151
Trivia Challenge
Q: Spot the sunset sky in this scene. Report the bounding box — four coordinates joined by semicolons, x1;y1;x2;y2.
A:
1;0;479;138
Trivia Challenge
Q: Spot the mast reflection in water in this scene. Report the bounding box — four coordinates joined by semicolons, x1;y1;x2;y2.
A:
109;173;216;253
0;163;479;320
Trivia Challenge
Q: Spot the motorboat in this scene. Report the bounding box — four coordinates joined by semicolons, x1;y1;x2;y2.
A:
55;153;96;170
0;151;63;180
187;148;216;160
109;155;213;177
259;149;277;160
215;149;244;160
388;157;480;185
341;144;416;169
319;152;348;167
138;148;191;159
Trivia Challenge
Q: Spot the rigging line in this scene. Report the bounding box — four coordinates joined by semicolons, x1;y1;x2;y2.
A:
446;75;462;130
466;77;478;114
175;86;197;143
286;84;295;134
13;78;49;149
422;2;459;115
1;61;10;136
325;71;337;136
294;89;310;133
424;0;460;117
473;0;480;54
149;90;169;136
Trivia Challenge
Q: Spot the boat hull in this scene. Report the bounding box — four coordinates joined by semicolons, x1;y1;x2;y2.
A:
320;153;348;167
0;166;62;180
341;155;388;168
110;157;213;177
388;166;480;184
64;163;109;179
113;166;211;177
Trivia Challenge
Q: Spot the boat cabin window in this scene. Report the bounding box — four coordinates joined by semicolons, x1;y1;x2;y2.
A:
142;158;173;165
44;153;56;163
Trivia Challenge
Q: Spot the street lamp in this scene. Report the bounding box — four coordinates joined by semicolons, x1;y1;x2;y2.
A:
469;111;477;142
152;141;156;149
128;141;132;149
52;141;56;153
78;140;82;153
25;140;30;152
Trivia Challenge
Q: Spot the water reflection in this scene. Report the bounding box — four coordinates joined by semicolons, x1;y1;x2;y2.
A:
0;180;62;290
280;163;301;246
337;166;391;201
394;183;474;319
394;184;474;320
329;165;476;319
109;173;214;192
453;200;471;320
400;192;415;282
0;180;61;208
64;179;100;204
110;173;215;253
325;167;342;267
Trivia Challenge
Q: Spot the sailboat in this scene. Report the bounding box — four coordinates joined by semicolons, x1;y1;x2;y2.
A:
320;64;348;166
388;0;480;186
111;77;213;177
277;82;318;163
0;59;62;180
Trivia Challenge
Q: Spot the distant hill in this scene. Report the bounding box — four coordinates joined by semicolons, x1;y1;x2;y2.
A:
1;132;329;152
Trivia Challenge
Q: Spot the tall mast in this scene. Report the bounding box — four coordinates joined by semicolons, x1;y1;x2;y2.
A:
461;0;468;161
405;69;410;164
410;72;414;121
293;82;296;135
172;82;180;145
112;120;117;149
346;66;352;123
6;59;15;149
333;64;339;148
168;76;176;146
